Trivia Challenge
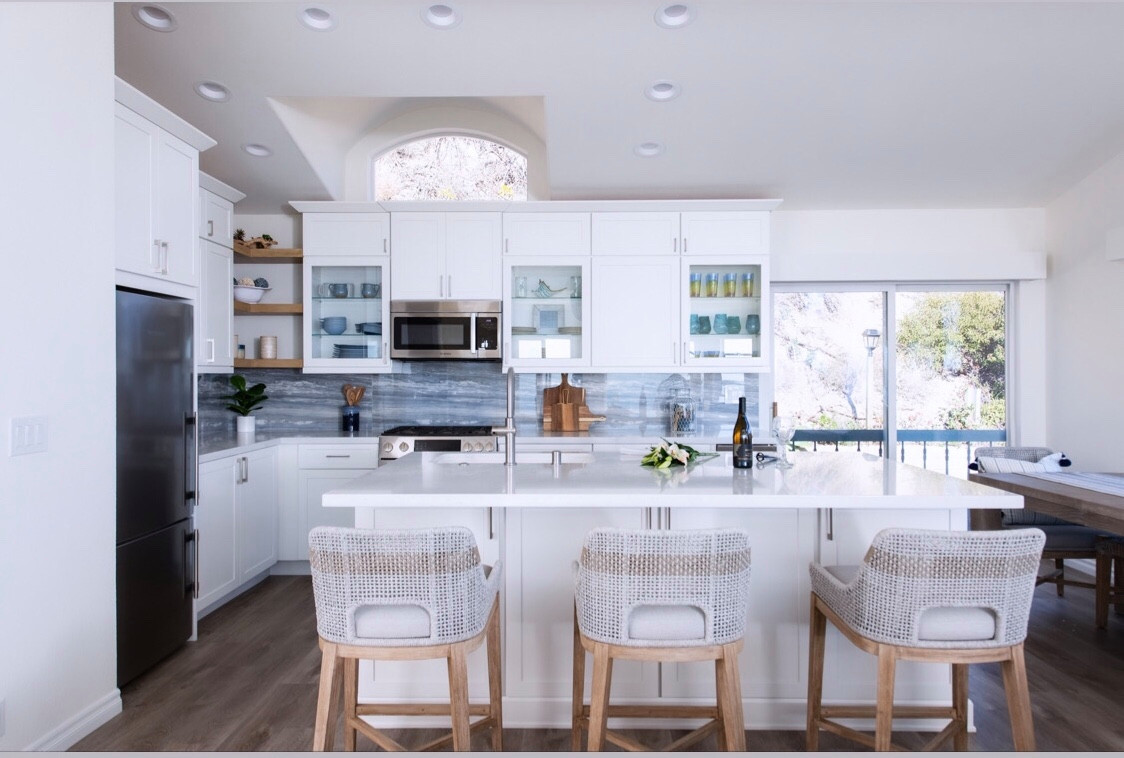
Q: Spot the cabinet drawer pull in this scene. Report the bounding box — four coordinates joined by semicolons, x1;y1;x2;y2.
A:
325;454;351;458
683;237;688;253
673;237;677;253
207;219;214;237
206;338;215;363
504;238;509;254
383;238;388;253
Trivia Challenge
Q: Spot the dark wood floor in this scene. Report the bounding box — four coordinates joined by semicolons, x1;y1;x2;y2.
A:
73;571;1124;752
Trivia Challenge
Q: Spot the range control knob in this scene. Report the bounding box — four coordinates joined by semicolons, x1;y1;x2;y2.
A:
485;441;494;451
399;441;409;452
473;441;484;451
462;441;472;451
382;442;392;453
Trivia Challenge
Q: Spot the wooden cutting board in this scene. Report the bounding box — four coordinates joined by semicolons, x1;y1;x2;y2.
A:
542;373;584;412
542;374;604;430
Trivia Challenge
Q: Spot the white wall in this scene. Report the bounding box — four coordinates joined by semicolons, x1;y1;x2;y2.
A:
0;3;120;750
1045;151;1124;469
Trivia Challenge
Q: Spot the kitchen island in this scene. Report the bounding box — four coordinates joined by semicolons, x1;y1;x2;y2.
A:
322;450;1022;731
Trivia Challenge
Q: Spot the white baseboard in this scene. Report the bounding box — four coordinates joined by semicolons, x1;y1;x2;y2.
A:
270;559;311;575
24;689;122;751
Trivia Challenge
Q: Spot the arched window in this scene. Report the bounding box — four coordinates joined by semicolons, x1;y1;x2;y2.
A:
373;135;527;201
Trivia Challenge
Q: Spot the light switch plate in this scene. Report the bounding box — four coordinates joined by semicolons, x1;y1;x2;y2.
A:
10;416;48;456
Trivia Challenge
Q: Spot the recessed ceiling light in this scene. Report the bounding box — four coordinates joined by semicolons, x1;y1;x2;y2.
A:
422;4;461;29
645;81;681;102
654;4;693;29
298;5;336;31
131;4;178;32
242;143;273;158
194;81;231;103
634;142;665;157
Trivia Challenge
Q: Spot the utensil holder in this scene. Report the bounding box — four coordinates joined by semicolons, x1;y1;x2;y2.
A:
259;335;278;359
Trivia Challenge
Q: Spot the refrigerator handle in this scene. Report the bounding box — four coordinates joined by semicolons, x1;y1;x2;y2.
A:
184;528;199;599
184;412;197;505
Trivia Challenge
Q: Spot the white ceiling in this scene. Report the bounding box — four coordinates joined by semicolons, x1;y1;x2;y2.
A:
115;1;1124;214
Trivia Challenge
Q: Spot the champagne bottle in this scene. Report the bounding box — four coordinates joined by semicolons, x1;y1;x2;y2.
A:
733;396;753;469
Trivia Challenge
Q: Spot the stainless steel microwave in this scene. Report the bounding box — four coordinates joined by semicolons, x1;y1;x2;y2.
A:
389;300;502;360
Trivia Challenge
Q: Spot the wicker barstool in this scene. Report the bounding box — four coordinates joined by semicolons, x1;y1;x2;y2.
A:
571;527;752;752
807;527;1045;752
308;526;503;752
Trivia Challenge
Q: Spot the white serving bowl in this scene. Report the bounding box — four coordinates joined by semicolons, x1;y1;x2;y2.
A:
233;285;269;304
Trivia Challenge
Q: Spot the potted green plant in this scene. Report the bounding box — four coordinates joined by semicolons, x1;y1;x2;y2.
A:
225;374;268;434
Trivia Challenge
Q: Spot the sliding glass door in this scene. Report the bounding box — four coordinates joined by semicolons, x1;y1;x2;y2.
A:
772;283;1009;478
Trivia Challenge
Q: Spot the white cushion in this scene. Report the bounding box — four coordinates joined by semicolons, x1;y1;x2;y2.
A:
918;607;997;642
353;604;431;639
627;604;706;641
824;564;860;583
976;452;1066;474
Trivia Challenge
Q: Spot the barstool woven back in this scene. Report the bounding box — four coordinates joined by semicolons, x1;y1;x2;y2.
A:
309;525;500;646
574;527;751;647
812;527;1044;649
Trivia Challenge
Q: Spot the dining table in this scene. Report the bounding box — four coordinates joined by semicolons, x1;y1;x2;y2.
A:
967;470;1124;535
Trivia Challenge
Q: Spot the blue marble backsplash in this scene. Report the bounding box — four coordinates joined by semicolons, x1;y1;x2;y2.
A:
198;363;759;440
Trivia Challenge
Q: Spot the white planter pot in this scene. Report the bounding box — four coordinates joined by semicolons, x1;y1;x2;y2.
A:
236;415;256;434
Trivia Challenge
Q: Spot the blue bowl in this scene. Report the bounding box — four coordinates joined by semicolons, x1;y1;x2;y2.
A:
321;317;347;335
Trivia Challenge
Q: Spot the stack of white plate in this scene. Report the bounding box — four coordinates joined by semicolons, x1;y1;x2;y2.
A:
333;344;367;359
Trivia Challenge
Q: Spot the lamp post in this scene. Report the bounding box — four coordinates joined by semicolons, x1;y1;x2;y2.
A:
862;328;881;429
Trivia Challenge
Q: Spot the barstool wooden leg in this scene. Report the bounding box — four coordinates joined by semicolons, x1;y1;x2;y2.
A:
571;614;586;751
806;596;827;751
1001;644;1035;751
313;642;343;751
717;643;746;751
486;601;504;751
1055;558;1065;596
952;663;969;750
874;645;896;751
1114;553;1124;614
447;643;471;751
587;643;613;751
342;657;358;751
715;656;729;751
1097;551;1112;629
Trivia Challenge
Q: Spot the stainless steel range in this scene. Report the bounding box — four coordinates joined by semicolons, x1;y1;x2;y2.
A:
379;424;500;461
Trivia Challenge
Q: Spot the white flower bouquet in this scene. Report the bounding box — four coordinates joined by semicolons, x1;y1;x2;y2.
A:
640;439;718;469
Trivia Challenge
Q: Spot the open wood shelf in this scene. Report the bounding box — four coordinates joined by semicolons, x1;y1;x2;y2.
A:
233;241;303;260
234;301;303;315
234;357;303;369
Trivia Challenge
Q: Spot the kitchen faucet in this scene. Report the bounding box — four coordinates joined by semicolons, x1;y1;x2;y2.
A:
492;367;517;465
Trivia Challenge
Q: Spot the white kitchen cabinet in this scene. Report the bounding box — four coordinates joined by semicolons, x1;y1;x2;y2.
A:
294;444;380;557
197;239;233;372
591;211;681;255
303;212;389;256
591;256;681;369
681;256;770;370
196;447;279;614
680;211;770;255
502;212;591;256
591;211;769;256
391;212;502;299
115;102;199;289
503;256;591;371
199;187;233;245
503;507;657;710
303;257;390;372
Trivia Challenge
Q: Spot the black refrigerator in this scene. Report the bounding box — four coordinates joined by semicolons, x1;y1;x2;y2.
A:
116;288;198;686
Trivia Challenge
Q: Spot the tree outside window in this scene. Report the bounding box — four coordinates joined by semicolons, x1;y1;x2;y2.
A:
374;135;527;201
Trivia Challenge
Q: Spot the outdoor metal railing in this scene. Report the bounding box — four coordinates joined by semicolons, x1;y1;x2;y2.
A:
790;429;1007;477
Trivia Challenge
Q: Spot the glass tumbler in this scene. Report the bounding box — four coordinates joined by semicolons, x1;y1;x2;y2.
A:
723;273;737;297
741;272;755;298
689;272;702;297
705;273;719;297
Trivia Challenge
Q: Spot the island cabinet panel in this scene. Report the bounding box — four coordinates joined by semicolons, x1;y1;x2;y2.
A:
591;256;681;369
353;507;499;704
659;508;818;704
816;507;967;705
504;507;658;709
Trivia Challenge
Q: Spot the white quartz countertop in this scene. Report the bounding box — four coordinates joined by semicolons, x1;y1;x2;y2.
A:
322;450;1022;510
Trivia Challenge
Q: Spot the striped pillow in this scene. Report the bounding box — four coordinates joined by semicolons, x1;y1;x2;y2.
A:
976;452;1067;474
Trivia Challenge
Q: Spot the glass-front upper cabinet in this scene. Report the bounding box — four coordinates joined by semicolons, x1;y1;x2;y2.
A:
503;256;591;371
302;256;390;372
681;256;770;370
